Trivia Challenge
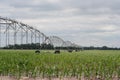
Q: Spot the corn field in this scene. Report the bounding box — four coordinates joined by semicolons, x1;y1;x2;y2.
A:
0;50;120;80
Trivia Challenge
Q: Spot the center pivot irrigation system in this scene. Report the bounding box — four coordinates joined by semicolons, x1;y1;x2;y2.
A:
0;16;81;49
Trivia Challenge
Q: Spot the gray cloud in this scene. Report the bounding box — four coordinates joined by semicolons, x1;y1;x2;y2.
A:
0;0;120;47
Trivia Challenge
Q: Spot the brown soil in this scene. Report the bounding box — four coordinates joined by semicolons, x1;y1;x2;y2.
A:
0;76;119;80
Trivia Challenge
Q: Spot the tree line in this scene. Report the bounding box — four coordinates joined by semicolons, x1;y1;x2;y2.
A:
2;44;120;50
2;43;54;49
84;46;120;50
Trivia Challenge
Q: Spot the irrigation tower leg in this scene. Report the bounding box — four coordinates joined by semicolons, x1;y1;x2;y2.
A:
0;23;1;48
14;23;17;49
21;28;23;45
5;24;8;47
35;30;37;43
26;30;28;44
31;32;33;44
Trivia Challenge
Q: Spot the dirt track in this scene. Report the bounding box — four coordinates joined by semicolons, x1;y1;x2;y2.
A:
0;76;78;80
0;76;119;80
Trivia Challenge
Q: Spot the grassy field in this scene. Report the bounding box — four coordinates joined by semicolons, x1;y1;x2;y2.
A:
0;50;120;79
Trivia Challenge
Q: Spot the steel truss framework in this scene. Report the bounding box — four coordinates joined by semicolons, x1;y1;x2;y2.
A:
0;16;80;48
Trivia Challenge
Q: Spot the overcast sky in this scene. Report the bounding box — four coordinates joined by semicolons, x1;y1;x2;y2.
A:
0;0;120;47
